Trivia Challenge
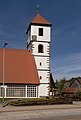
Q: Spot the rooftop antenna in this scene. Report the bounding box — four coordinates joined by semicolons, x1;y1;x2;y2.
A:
36;5;39;13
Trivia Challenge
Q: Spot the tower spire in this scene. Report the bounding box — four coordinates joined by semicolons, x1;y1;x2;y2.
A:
36;5;39;13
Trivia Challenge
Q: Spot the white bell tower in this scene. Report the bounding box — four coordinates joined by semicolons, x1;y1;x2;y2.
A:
26;12;52;98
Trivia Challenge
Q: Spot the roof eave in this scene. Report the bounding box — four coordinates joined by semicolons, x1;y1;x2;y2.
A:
26;22;52;34
0;82;40;85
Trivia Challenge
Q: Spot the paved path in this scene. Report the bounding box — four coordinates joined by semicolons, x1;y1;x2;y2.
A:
0;105;81;120
0;102;81;112
0;103;81;120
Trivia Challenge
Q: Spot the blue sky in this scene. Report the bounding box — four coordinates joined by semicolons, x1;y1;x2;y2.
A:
0;0;81;80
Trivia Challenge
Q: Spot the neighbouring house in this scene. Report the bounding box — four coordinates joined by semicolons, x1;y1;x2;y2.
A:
0;11;52;98
62;77;81;97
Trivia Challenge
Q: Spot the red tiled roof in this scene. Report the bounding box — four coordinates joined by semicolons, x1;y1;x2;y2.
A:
31;13;51;25
63;88;78;94
0;49;40;84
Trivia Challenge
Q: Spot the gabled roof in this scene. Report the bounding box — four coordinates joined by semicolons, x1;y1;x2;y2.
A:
26;13;52;34
69;77;81;87
0;49;40;85
63;77;81;94
31;13;51;25
76;77;81;84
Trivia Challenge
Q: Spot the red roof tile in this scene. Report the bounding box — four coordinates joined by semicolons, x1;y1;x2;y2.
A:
63;88;78;94
0;49;40;84
31;13;51;25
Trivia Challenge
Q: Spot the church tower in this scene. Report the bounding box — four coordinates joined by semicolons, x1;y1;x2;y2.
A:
26;12;52;97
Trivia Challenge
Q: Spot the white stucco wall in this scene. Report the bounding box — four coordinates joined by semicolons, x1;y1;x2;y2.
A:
32;42;50;56
38;71;50;83
31;25;51;42
27;29;31;44
38;84;49;97
34;56;49;70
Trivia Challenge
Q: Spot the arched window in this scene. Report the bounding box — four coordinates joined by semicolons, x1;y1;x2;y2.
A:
38;44;43;53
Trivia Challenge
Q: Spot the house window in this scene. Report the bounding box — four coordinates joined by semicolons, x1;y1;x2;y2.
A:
40;76;42;80
0;87;3;97
27;86;36;97
40;62;42;66
39;28;43;36
6;85;37;98
6;85;26;97
38;44;43;53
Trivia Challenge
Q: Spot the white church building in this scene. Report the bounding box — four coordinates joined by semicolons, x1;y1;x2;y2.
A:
0;12;52;98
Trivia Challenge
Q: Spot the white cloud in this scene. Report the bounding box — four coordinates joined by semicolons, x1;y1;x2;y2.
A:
51;52;81;80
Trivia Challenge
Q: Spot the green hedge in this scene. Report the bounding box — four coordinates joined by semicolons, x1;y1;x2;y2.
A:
9;97;72;106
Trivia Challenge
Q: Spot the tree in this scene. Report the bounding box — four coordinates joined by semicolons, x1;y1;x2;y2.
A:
56;77;67;96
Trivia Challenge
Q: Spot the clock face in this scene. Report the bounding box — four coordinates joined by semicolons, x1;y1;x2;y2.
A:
32;35;37;41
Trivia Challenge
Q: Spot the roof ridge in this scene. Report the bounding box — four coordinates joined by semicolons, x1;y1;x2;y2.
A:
31;13;51;25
